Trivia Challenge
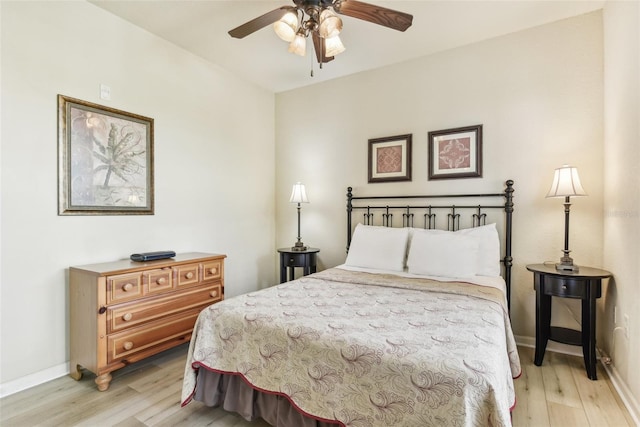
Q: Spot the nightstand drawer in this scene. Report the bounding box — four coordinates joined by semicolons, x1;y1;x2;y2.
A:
283;252;311;267
543;276;587;298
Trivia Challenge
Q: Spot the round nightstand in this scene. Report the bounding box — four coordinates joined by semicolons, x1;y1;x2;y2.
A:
277;248;320;283
526;263;612;380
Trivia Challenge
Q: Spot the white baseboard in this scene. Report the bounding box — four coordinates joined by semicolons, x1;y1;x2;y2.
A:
0;362;69;399
601;360;640;426
515;335;640;426
515;334;583;358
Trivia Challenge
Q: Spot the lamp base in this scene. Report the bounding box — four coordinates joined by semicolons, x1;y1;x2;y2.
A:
556;262;579;272
291;241;307;251
556;252;578;272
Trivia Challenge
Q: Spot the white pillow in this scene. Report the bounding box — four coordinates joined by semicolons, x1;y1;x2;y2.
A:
407;231;480;278
345;224;409;272
456;223;501;276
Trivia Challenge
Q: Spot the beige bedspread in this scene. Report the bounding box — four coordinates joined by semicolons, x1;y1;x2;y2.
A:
181;268;521;426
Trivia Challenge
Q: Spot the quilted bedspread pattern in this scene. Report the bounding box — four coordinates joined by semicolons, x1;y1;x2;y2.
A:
182;268;521;426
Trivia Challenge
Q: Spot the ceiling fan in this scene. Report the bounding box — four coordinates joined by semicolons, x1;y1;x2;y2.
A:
229;0;413;66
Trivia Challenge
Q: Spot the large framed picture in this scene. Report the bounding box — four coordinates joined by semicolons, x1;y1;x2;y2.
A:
368;134;412;183
428;125;482;180
58;95;154;215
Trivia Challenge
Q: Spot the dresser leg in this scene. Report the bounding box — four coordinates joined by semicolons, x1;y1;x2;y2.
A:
95;373;112;391
69;363;83;381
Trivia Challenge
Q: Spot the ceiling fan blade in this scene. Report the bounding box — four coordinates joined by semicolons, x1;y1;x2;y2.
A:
312;32;335;64
334;0;413;32
229;7;293;39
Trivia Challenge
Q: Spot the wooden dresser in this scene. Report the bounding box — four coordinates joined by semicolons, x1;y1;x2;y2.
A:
69;252;225;391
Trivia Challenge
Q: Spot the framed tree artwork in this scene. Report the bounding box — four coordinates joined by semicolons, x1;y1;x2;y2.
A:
58;95;154;215
428;125;482;180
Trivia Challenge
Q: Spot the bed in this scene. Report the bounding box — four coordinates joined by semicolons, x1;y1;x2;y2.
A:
181;180;520;426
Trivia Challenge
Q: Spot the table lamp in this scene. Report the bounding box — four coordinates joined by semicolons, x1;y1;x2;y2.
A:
290;182;309;251
546;165;587;272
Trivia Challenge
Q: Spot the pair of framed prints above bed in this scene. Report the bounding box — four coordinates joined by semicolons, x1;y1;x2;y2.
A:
181;180;518;427
368;124;482;183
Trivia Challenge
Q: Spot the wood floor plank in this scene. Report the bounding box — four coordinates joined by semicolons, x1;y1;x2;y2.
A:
547;401;590;426
131;382;185;425
512;346;550;426
0;375;93;421
540;351;584;408
567;355;632;426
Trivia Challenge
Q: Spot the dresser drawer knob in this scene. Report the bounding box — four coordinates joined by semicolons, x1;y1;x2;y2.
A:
155;277;166;285
210;290;218;298
208;268;217;275
562;285;567;290
122;283;134;292
123;341;134;351
122;313;133;321
185;272;194;280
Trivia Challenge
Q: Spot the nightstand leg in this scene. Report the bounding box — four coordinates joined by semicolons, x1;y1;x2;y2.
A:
582;291;598;380
535;275;551;366
279;257;286;284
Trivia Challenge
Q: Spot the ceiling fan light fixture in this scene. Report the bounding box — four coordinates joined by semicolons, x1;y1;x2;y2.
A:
288;31;307;56
273;10;299;42
324;35;345;57
318;8;342;38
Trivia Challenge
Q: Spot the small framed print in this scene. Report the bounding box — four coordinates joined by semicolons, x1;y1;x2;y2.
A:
368;134;412;183
428;125;482;180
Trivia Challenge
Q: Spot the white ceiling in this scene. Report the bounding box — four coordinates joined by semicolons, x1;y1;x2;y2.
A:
90;0;604;93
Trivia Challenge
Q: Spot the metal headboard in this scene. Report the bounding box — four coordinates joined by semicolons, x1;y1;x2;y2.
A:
346;180;514;311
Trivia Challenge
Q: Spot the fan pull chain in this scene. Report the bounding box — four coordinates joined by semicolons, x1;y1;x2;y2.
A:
310;51;314;77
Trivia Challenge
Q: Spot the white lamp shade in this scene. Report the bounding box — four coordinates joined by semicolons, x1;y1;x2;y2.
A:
319;9;342;39
324;35;346;57
273;11;298;42
289;182;309;203
546;165;587;197
288;33;306;56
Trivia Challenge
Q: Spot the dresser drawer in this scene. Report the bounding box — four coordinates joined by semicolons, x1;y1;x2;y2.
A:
107;284;222;333
107;309;200;363
144;268;174;294
203;259;223;281
542;276;587;298
176;263;200;288
107;272;143;303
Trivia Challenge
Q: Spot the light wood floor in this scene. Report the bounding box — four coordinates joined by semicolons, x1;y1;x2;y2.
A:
1;345;634;426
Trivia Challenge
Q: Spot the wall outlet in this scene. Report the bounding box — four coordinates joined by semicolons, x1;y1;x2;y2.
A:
624;314;630;339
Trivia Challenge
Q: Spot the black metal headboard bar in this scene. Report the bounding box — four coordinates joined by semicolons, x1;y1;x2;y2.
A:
346;180;514;311
349;193;506;200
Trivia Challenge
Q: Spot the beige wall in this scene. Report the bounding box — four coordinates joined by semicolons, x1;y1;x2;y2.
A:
276;11;604;342
603;0;640;418
0;1;276;391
